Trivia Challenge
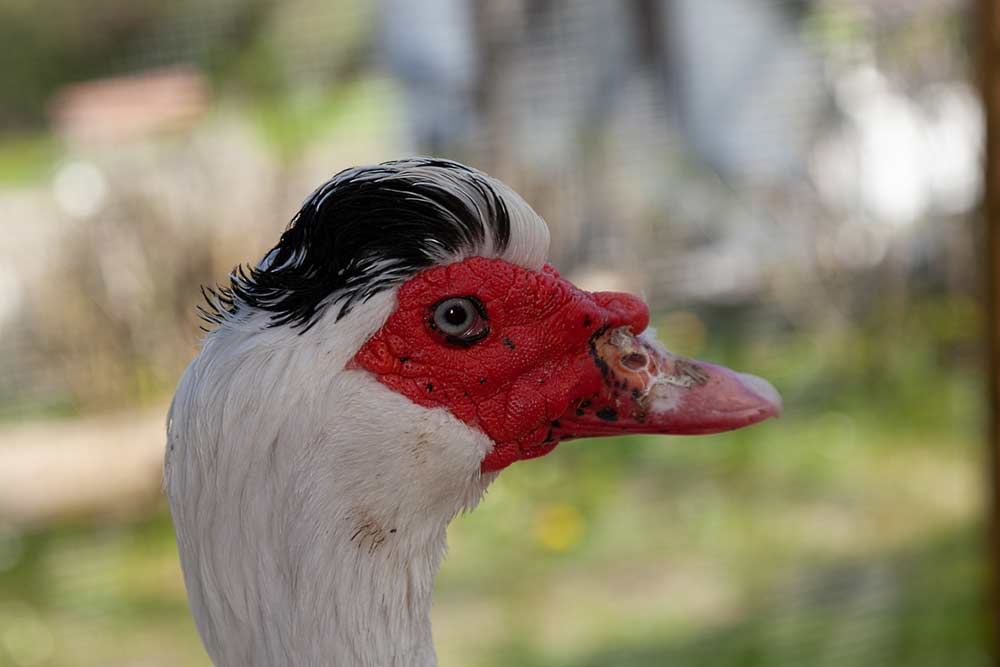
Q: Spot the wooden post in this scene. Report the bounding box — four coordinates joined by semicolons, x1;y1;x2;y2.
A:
979;0;1000;658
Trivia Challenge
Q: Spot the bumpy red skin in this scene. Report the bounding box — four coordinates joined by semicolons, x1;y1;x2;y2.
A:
354;257;649;472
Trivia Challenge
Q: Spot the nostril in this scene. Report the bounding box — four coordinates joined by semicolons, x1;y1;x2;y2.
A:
620;352;647;371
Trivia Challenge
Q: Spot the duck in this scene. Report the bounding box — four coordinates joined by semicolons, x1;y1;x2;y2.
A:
165;157;781;666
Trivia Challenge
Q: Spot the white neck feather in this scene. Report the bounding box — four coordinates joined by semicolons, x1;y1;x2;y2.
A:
165;292;497;666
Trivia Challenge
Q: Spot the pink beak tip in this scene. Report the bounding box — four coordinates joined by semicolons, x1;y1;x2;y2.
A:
736;371;784;420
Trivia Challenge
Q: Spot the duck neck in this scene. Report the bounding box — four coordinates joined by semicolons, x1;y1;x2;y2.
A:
189;500;452;667
285;516;449;667
167;328;499;667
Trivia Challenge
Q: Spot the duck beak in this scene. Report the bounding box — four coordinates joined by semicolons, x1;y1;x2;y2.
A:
551;326;782;441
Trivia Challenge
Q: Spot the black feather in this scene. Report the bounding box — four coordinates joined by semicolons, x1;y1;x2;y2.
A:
200;158;513;332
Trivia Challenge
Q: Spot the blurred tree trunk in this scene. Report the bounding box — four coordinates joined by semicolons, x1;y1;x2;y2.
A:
978;0;1000;658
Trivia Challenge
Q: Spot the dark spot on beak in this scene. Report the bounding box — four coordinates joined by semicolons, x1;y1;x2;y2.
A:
674;358;711;386
502;337;516;350
592;356;610;381
596;407;618;422
587;325;612;381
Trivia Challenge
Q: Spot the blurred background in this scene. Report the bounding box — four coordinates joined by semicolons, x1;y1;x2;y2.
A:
0;0;990;665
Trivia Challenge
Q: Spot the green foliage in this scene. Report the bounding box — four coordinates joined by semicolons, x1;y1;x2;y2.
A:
0;133;59;185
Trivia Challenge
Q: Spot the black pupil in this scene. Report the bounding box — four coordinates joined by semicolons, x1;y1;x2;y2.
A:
444;304;469;327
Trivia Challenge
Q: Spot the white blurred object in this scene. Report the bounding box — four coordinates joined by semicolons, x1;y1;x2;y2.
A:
52;160;107;219
668;0;824;181
812;65;982;227
921;82;983;215
381;0;477;151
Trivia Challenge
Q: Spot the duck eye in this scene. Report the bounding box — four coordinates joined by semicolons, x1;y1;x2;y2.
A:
431;296;489;345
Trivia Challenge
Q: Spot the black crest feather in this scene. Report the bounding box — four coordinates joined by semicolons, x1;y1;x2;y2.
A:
200;158;513;332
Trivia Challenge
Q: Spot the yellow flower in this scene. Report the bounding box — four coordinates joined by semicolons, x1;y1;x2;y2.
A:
533;504;585;552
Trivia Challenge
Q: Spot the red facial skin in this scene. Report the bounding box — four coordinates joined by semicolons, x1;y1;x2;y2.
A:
354;257;648;472
356;256;782;472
